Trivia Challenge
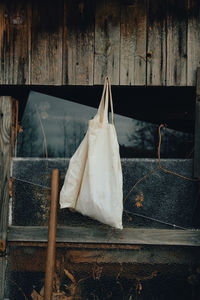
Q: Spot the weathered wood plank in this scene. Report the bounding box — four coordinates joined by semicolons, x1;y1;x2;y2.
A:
120;0;146;85
65;246;200;265
0;97;12;252
0;1;7;84
94;0;120;85
8;245;200;272
11;99;18;157
0;0;31;84
166;0;187;86
63;0;94;85
31;0;63;85
194;68;200;178
147;0;166;86
7;226;200;246
0;257;7;300
187;0;200;86
8;241;141;250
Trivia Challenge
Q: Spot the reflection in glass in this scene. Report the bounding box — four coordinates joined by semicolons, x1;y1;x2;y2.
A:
17;91;193;158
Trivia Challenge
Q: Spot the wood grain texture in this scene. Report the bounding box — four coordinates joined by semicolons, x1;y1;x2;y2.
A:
0;0;200;86
94;0;120;85
120;0;146;85
63;0;94;85
0;1;7;84
65;246;200;265
194;68;200;178
147;0;166;86
31;0;63;85
7;226;200;246
166;0;187;86
9;245;200;273
0;97;12;250
0;257;7;300
187;0;200;86
9;244;200;277
11;99;18;157
0;0;31;84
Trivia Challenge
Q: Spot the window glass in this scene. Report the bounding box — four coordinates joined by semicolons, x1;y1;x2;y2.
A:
17;91;194;158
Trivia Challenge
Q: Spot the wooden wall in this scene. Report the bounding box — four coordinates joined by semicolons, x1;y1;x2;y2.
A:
0;0;200;86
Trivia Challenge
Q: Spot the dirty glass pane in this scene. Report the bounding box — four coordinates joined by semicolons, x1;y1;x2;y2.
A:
11;158;199;229
17;91;194;159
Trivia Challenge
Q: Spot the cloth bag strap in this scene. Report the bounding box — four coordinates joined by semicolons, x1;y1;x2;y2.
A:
97;76;114;124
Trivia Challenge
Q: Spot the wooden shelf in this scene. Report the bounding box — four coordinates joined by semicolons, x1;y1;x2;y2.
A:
7;226;200;247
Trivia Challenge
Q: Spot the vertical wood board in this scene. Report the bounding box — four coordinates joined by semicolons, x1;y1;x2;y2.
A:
0;257;7;300
194;68;200;178
0;2;7;84
31;0;63;85
63;0;94;85
0;0;31;84
166;0;187;86
147;0;167;86
120;0;146;85
94;0;120;85
0;97;12;251
187;0;200;86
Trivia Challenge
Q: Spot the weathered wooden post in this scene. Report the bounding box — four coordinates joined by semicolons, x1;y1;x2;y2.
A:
194;67;200;178
193;67;200;228
0;96;12;300
44;169;60;300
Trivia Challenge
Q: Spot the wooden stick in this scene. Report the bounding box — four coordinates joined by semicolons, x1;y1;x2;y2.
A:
44;169;59;300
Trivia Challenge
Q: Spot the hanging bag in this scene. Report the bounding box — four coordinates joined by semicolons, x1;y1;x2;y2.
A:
60;77;123;229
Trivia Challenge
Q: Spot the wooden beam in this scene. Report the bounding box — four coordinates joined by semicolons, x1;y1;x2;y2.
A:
11;99;19;157
194;68;200;178
0;96;12;300
7;226;200;247
0;257;7;300
8;244;200;272
0;96;12;251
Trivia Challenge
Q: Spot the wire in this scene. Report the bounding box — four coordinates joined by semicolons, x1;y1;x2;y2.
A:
123;209;188;230
13;177;51;190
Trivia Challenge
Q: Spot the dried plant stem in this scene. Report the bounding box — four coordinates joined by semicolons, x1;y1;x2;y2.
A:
35;105;48;158
124;167;159;203
124;123;200;203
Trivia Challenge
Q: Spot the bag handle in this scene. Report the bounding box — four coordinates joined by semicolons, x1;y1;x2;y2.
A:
98;76;114;124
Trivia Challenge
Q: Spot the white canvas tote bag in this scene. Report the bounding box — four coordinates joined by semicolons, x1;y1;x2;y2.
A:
60;77;123;229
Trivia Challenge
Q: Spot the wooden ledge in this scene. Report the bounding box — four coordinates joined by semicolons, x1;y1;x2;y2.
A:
7;226;200;247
